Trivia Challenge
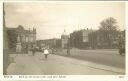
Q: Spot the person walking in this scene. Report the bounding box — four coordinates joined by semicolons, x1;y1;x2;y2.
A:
44;48;49;60
32;46;36;56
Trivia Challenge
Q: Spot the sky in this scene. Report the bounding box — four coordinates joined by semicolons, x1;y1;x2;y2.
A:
4;2;125;40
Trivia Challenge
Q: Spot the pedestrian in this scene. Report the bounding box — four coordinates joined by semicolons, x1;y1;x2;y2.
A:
44;48;49;60
67;47;70;55
26;45;28;54
32;46;36;56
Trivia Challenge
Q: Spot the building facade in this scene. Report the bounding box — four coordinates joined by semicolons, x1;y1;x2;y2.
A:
7;25;36;53
88;30;121;49
69;29;92;49
88;31;98;49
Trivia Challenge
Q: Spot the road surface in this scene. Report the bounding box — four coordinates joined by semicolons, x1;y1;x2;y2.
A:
7;52;124;75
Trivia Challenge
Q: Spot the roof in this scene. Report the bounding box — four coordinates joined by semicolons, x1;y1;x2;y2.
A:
7;25;36;34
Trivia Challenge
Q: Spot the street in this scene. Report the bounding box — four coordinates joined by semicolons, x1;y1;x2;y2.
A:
7;51;125;75
55;48;125;69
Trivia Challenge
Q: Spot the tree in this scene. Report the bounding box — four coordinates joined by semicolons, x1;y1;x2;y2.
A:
98;17;119;48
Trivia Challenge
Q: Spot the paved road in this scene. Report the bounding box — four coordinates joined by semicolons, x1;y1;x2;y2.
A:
55;49;125;69
7;53;124;75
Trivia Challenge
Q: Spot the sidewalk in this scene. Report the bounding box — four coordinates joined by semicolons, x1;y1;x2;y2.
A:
7;52;125;75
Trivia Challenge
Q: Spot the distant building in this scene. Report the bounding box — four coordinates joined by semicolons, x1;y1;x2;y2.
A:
36;38;61;49
7;25;36;53
61;30;69;49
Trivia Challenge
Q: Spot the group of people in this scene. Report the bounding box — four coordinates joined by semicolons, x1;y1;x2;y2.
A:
30;45;71;60
31;47;50;60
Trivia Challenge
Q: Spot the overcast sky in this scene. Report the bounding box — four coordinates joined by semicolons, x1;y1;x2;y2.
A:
5;2;125;40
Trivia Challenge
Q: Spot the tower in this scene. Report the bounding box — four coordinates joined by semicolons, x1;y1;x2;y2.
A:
61;30;69;48
33;28;36;43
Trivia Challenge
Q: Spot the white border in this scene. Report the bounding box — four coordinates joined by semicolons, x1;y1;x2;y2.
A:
1;75;128;80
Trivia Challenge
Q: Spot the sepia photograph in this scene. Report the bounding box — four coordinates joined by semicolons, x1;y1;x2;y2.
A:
3;1;125;75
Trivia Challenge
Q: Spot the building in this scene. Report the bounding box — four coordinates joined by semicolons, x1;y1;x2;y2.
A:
69;28;92;49
7;25;36;53
69;27;122;49
36;38;61;49
88;29;120;49
96;29;119;49
61;30;69;49
88;30;100;49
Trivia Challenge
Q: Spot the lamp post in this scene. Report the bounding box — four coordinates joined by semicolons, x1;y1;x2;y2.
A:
67;37;70;56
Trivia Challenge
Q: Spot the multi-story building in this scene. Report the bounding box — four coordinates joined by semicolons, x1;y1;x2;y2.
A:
89;30;120;49
69;28;92;49
7;25;36;53
69;28;122;49
88;30;98;49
